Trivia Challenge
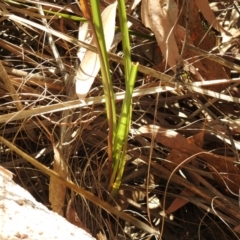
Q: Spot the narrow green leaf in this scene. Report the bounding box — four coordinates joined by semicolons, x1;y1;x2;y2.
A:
117;0;132;79
89;0;117;178
110;62;138;197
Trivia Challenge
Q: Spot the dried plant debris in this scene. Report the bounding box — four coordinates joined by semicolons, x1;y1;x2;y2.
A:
0;0;240;239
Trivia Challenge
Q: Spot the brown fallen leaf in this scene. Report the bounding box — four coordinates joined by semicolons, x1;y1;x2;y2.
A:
141;0;205;82
177;0;231;92
166;187;196;214
165;129;205;214
141;0;180;71
136;125;240;194
195;0;230;36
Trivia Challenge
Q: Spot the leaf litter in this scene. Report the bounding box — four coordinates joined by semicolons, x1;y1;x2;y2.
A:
0;0;240;239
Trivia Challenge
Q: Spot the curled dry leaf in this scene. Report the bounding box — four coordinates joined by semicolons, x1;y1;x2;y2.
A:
49;145;68;216
141;0;204;82
76;2;117;99
141;0;180;71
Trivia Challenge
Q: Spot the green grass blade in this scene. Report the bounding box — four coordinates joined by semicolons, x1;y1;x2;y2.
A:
110;62;138;197
42;10;86;21
108;0;136;197
117;0;132;79
111;0;132;168
89;0;116;169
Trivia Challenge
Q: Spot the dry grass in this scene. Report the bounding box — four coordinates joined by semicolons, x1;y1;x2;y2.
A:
0;0;240;239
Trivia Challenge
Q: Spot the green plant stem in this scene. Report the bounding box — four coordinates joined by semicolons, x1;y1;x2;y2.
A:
110;62;138;197
89;0;116;176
